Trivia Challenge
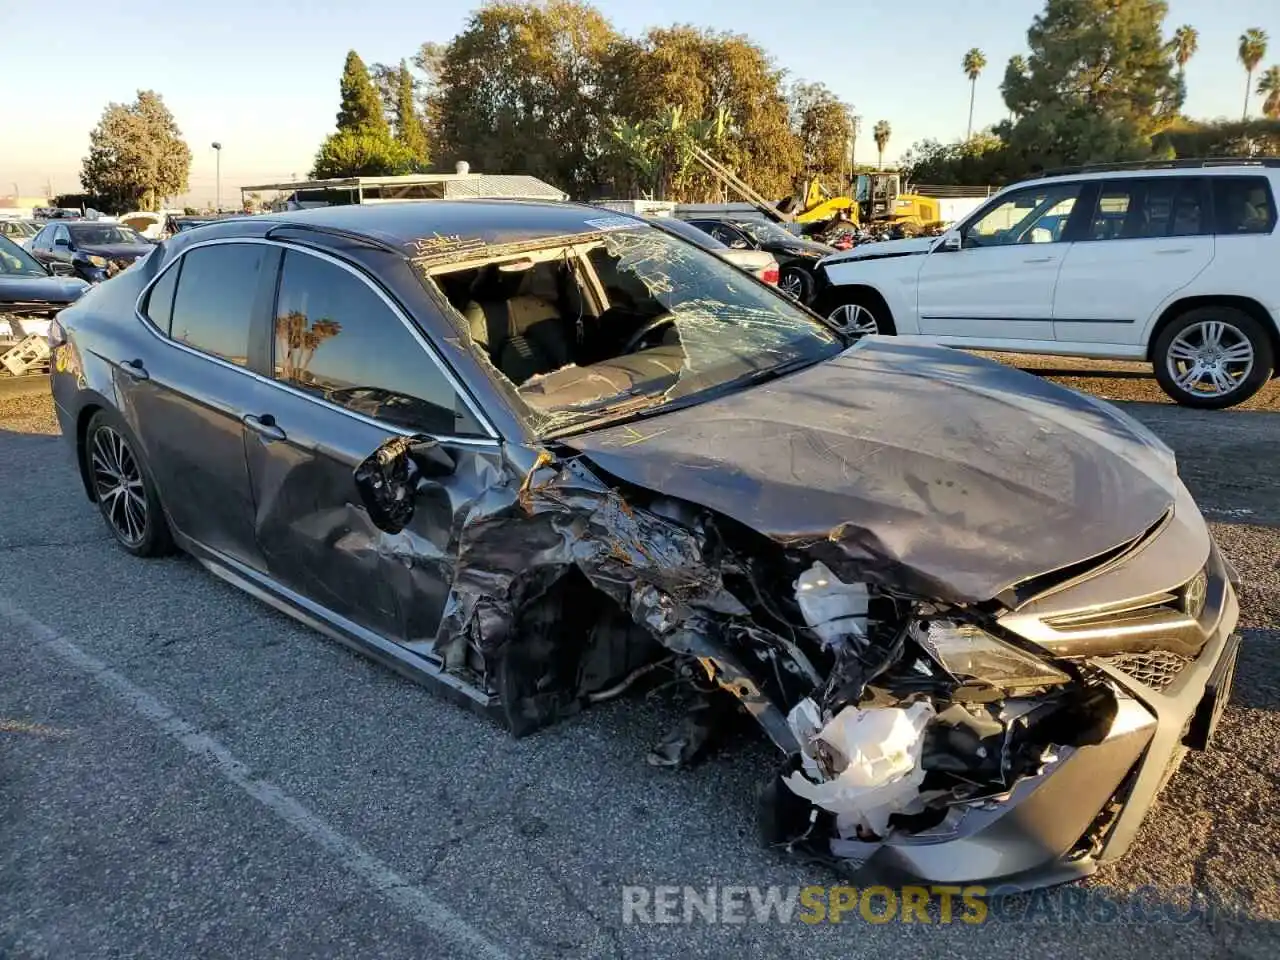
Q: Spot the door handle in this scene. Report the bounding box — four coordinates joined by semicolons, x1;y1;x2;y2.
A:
1023;256;1056;263
1155;248;1191;255
243;413;286;442
119;358;149;381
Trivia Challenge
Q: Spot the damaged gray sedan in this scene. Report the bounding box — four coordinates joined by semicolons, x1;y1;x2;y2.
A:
49;202;1240;891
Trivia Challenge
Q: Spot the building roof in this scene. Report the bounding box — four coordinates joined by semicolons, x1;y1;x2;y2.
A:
238;173;568;202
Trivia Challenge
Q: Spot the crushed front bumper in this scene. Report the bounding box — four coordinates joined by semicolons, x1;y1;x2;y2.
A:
820;554;1241;892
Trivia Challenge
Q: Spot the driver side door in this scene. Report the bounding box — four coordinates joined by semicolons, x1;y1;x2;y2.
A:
915;182;1086;343
243;246;496;644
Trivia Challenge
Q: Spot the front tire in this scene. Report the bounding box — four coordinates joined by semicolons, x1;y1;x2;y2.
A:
823;289;896;338
84;409;174;556
1152;306;1273;409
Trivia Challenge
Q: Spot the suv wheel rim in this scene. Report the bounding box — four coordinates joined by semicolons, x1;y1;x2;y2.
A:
828;303;879;337
91;426;147;545
780;271;805;299
1166;320;1255;398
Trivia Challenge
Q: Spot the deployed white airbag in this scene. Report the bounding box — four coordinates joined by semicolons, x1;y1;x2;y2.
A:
783;698;934;837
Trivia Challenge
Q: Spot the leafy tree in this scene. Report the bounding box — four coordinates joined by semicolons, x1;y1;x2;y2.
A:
1239;29;1269;119
1000;0;1178;166
872;120;891;169
1259;66;1280;120
80;90;191;212
962;48;987;139
608;104;732;200
603;25;800;199
432;0;618;195
393;61;430;168
789;82;853;188
336;50;389;136
1155;117;1280;156
900;133;1012;186
311;129;417;178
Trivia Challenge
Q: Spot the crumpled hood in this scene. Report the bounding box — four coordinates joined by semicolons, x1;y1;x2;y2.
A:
564;339;1180;604
78;242;151;260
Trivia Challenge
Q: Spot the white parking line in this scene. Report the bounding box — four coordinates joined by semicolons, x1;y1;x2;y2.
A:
0;598;511;960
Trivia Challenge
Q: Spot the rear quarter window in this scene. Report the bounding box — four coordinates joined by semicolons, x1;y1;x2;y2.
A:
1212;176;1277;235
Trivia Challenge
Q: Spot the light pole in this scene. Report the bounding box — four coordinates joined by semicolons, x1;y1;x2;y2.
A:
212;142;222;212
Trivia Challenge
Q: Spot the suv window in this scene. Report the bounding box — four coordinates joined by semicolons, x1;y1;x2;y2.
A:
1086;177;1209;241
963;183;1082;247
1213;176;1276;234
170;243;266;364
273;250;485;436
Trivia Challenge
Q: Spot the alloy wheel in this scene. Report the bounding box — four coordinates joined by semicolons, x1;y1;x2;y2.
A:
780;271;805;300
91;426;148;546
1165;319;1255;399
828;303;880;337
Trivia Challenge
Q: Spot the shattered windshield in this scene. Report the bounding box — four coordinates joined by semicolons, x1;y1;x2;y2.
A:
419;224;843;433
734;219;801;246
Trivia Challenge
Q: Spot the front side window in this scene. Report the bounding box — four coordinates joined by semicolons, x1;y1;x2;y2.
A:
169;243;266;364
420;224;843;434
733;219;798;246
1086;178;1208;241
1213;176;1276;234
963;183;1082;247
273;251;484;436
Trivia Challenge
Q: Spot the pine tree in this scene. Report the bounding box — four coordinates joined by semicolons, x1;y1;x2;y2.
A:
394;61;429;168
337;50;389;136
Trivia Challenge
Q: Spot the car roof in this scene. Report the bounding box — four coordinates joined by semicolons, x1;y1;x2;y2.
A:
258;200;638;248
1014;158;1280;188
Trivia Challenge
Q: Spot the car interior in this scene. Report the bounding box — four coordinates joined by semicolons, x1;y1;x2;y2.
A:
429;241;688;412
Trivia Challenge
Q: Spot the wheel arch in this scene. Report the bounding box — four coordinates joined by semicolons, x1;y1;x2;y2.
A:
817;282;895;323
74;396;111;502
1146;295;1280;374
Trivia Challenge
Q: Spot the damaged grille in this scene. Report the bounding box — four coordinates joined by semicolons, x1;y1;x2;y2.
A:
1095;650;1192;691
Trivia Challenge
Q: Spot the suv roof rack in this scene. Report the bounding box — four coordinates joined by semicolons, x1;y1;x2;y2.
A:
1015;156;1280;184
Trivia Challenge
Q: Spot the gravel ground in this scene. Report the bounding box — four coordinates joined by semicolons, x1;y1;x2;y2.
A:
1;365;1277;959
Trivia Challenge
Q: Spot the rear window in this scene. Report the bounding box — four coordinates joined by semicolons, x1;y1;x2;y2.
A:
1213;176;1276;235
169;243;267;365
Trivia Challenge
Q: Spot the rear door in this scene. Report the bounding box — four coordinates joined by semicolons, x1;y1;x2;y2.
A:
915;180;1085;342
243;246;499;645
120;240;275;568
1052;176;1214;345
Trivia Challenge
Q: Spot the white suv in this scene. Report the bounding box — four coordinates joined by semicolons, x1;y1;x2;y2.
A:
813;159;1280;408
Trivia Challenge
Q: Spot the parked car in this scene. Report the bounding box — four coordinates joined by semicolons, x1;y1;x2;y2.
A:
28;221;153;283
0;219;40;250
0;234;88;345
645;214;779;286
117;211;167;240
815;158;1280;408
682;216;834;304
50;202;1238;889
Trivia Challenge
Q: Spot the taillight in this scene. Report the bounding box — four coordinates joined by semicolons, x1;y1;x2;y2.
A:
760;265;780;285
47;317;67;348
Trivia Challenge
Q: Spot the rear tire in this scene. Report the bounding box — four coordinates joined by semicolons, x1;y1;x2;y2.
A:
1152;306;1273;409
779;266;815;305
822;289;897;338
84;409;174;557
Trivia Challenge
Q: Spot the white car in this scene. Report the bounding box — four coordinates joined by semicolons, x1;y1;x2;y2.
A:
814;159;1280;408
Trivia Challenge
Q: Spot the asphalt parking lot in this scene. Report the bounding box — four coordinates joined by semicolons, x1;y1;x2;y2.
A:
1;363;1278;959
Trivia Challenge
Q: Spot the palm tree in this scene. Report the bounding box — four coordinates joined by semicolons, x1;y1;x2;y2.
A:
962;48;987;140
873;120;891;170
1239;28;1269;119
1170;25;1199;79
1260;65;1280;119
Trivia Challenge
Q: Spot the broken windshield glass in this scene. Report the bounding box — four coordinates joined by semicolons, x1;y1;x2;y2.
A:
417;225;842;434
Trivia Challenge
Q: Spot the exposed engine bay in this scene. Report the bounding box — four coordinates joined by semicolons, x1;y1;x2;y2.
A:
353;432;1134;874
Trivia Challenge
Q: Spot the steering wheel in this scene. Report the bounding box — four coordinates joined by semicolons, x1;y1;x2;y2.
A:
620;315;676;354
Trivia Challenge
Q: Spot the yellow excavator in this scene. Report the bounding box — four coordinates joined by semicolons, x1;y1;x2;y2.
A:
787;176;941;229
686;145;940;233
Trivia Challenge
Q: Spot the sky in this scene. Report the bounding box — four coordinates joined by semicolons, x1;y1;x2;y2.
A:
1;0;1277;207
